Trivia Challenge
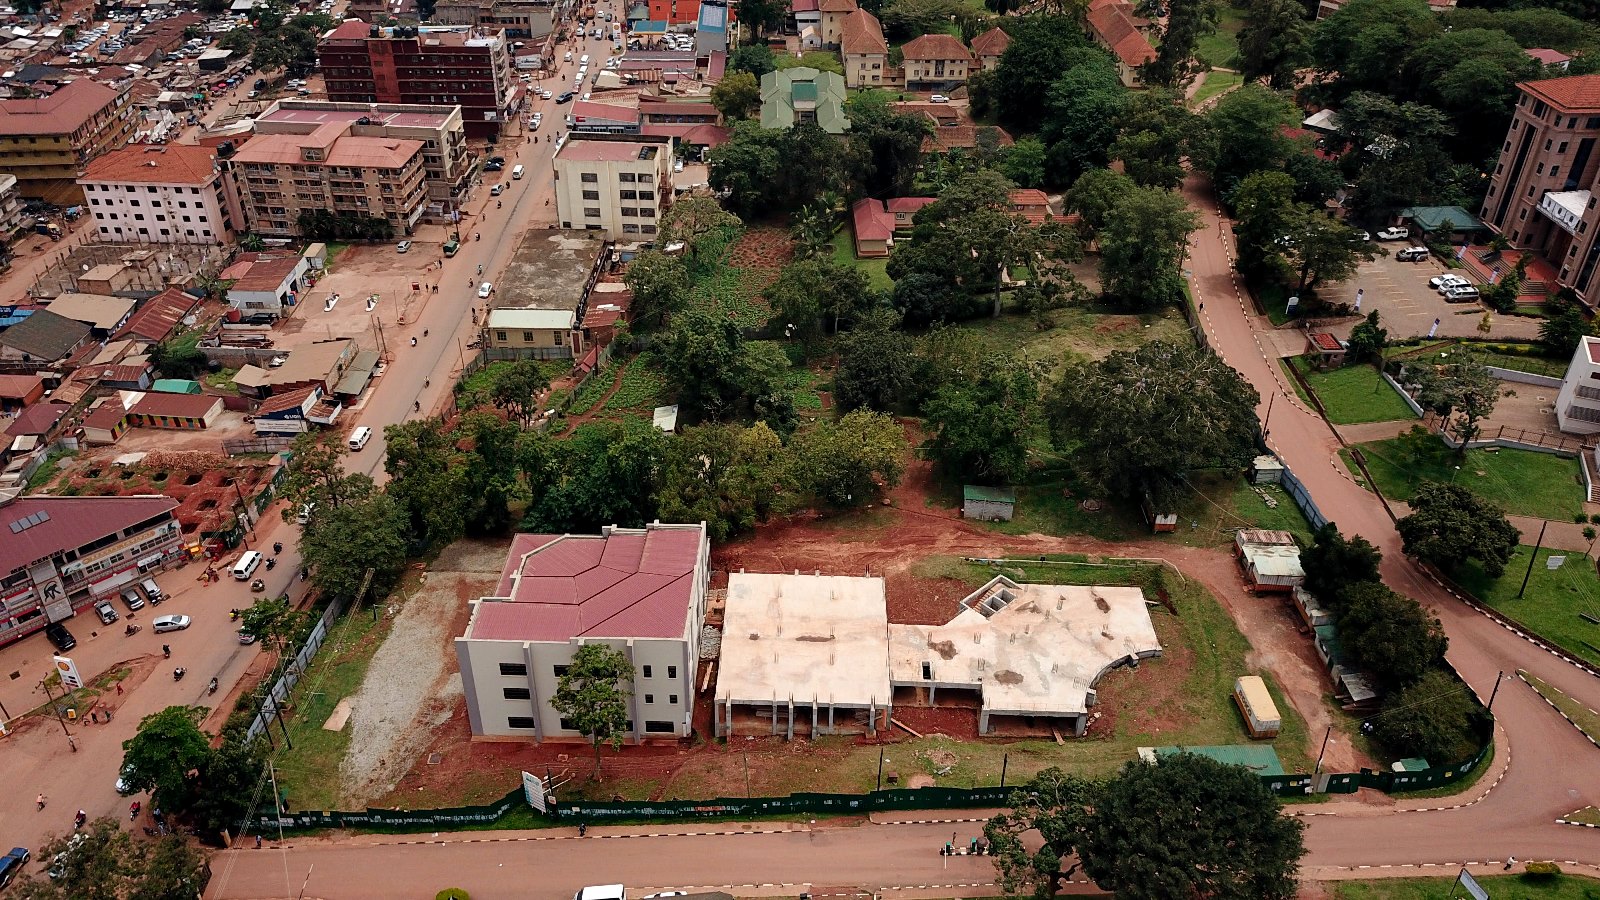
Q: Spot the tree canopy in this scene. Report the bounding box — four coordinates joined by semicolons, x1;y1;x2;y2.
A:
1096;185;1201;309
550;643;634;778
12;820;209;900
1336;580;1448;688
1397;480;1521;577
791;410;909;508
1369;669;1485;764
923;353;1045;485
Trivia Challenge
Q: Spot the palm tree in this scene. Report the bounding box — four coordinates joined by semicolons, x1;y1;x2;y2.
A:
790;203;836;259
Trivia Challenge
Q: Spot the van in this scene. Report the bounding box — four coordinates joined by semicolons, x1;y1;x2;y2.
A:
232;550;264;580
579;54;590;65
512;164;525;180
120;587;146;611
574;886;626;900
1396;246;1429;262
140;578;164;604
348;425;373;451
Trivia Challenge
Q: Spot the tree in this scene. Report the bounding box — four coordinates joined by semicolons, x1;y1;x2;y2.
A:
1077;754;1305;899
1140;0;1219;87
13;818;135;900
1332;93;1458;224
833;317;919;412
149;340;208;380
383;419;471;546
791;409;908;508
923;353;1044;484
1300;522;1383;607
549;644;634;779
1280;205;1379;296
1236;0;1308;88
1039;55;1129;186
1337;581;1447;688
1109;90;1200;190
1309;0;1437;92
735;0;785;35
1540;297;1594;358
1097;186;1201;310
1404;357;1506;447
710;71;761;120
1229;170;1297;284
992;16;1093;132
1197;85;1298;195
659;195;741;264
1369;669;1484;764
764;257;873;339
1346;311;1389;363
890;271;977;328
239;596;308;650
710;121;844;217
127;835;210;900
624;251;691;327
458;411;528;534
1047;342;1260;506
846;101;931;198
999;137;1049;189
658;308;792;420
489;359;550;426
984;768;1094;896
183;737;269;840
790;200;838;259
657;422;794;540
728;43;777;77
881;0;964;39
1398;481;1521;577
1063;168;1136;237
121;706;213;811
524;418;667;532
280;434;373;518
300;491;411;602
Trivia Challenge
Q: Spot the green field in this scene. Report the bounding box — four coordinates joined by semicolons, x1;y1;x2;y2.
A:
1195;3;1245;69
830;229;894;291
1454;547;1600;669
1331;873;1600;899
1190;70;1243;107
1343;435;1585;521
956;303;1193;364
1523;671;1600;744
1387;340;1570;379
1287;357;1419;425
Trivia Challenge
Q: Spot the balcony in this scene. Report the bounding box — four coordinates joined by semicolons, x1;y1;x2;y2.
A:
1538;189;1590;236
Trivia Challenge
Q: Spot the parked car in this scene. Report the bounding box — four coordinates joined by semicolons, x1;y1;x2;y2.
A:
152;614;192;633
1376;226;1410;241
1431;274;1470;292
94;601;119;625
0;848;29;889
396;240;412;253
478;281;494;298
930;94;949;103
44;622;76;651
238;627;258;645
556;91;574;103
1444;284;1481;302
1396;246;1429;262
485;161;504;172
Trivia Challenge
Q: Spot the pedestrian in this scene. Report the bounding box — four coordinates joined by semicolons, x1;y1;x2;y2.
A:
1505;856;1516;870
115;683;123;695
105;708;112;722
577;822;587;837
255;835;262;849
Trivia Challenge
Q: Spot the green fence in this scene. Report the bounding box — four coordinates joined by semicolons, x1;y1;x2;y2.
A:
255;788;523;831
549;786;1016;822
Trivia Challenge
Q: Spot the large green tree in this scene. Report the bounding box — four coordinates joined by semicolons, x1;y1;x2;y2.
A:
1369;669;1484;764
524;418;667;532
1403;356;1506;447
923;353;1043;485
280;434;373;518
1299;522;1384;607
1064;168;1137;237
550;643;635;779
300;491;411;602
991;16;1093;132
1230;170;1297;284
1397;481;1521;577
1236;0;1309;88
833;317;919;412
384;418;471;547
1097;186;1201;310
623;251;691;328
711;71;761;120
1039;54;1129;185
1279;205;1379;296
657;423;793;540
1198;85;1298;196
120;706;214;812
792;409;908;508
709;121;844;217
657;309;792;421
1047;342;1260;506
1110;90;1201;190
1141;0;1219;87
764;257;873;340
1337;581;1448;688
845;99;932;198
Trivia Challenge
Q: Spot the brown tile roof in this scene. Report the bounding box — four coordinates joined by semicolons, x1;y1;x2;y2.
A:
851;198;895;242
0;374;44;400
819;0;856;11
1009;188;1051;225
1520;75;1600;113
901;33;971;61
131;391;222;420
83;400;130;431
82;144;217;186
1088;3;1156;68
839;8;886;56
921;124;1013;153
0;79;122;137
969;26;1010;57
256;385;318;416
231;255;303;292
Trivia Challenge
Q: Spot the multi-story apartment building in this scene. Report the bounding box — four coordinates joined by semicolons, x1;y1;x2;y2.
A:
78;144;236;244
840;7;890;89
454;522;711;741
230;120;429;237
553;135;673;240
432;0;557;39
255;99;473;219
900;33;972;90
1556;335;1600;432
0;173;23;238
318;21;517;141
1483;75;1600;306
0;79;135;204
0;495;183;650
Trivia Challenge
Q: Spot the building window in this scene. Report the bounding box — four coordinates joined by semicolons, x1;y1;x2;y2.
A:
554;331;564;346
558;717;580;730
619;172;636;182
1553;166;1562;178
639;174;654;184
503;687;531;699
668;665;677;678
644;693;655;703
639;190;654;201
584;207;601;217
580;172;599;182
669;694;679;704
619;189;637;200
496;331;508;341
623;223;640;233
1561;141;1570;153
582;189;600;200
522;331;534;341
498;662;527;676
644;720;674;733
643;665;653;677
554;665;570;677
507;716;537;729
621;207;637;217
1537;163;1545;174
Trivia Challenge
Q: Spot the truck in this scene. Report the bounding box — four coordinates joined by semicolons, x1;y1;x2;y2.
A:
443;238;460;257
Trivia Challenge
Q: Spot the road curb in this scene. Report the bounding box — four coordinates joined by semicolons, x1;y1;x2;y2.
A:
1517;670;1600;752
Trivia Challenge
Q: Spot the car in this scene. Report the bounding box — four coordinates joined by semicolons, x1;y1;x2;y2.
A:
238;627;258;645
1352;230;1370;242
44;622;76;651
478;281;494;298
930;94;950;103
241;312;276;325
541;89;553;99
48;834;86;880
1376;226;1410;241
115;764;137;795
556;91;574;103
1431;273;1470;292
488;155;506;165
396;240;412;253
1444;284;1481;302
1396;246;1429;262
0;848;29;889
94;601;119;625
582;92;591;100
152;614;192;633
491;182;505;195
485;161;505;172
297;501;316;525
530;118;541;131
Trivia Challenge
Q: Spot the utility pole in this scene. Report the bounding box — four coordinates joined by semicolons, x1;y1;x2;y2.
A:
269;761;287;841
1313;726;1333;774
1517;521;1548;599
1486;670;1508;713
40;676;76;753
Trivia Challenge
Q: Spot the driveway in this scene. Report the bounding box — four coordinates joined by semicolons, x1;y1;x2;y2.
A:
1318;247;1543;342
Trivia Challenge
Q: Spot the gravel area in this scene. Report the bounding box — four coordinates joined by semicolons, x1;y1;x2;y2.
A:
338;557;496;805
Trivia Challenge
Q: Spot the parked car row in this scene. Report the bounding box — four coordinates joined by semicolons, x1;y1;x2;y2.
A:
1430;273;1481;302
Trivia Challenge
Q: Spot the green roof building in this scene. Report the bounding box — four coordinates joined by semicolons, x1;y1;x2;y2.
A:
760;67;850;134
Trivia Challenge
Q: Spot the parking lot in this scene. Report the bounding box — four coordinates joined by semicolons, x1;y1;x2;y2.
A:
1320;245;1544;342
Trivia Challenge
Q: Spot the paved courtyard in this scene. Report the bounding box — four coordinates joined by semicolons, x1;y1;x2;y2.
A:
1320;248;1543;341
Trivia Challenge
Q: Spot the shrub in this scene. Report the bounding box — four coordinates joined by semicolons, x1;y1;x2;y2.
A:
436;891;471;900
1523;861;1562;880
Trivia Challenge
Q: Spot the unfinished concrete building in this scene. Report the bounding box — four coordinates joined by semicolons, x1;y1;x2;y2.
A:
714;572;892;739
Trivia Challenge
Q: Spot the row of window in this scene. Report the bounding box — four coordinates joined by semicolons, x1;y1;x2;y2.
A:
581;205;656;220
98;226;213;239
96;211;210;224
88;196;208;210
578;189;658;201
577;172;656;184
504;716;675;732
496;662;678;678
84;184;206;195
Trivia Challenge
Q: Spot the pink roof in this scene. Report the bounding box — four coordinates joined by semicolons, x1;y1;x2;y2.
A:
1586;336;1600;365
4;401;67;437
851;198;895;242
1527;48;1573;65
0;495;177;575
469;525;704;642
558;139;659;162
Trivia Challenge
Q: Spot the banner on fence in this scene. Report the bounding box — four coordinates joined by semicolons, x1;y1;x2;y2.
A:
1455;868;1489;900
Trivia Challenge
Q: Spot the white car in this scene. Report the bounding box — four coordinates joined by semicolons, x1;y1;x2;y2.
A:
1352;230;1370;241
1376;226;1410;241
478;281;494;298
1430;274;1470;293
152;614;192;633
396;239;411;253
930;94;950;103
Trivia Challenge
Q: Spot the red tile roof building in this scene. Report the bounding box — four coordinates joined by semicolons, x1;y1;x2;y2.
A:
900;33;973;89
78;144;235;244
0;495;182;650
114;288;204;346
231;121;429;237
922;124;1014;154
128;391;223;429
0;79;135;204
455;523;712;740
1086;0;1156;86
840;8;890;88
969;26;1010;70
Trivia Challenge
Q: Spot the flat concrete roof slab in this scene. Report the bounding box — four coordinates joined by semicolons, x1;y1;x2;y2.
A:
719;572;892;708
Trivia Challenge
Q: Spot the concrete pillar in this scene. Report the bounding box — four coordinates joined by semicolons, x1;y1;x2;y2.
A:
868;699;877;736
928;685;936;706
811;698;818;738
828;702;835;734
785;698;794;741
1073;714;1087;737
979;709;990;735
771;696;779;736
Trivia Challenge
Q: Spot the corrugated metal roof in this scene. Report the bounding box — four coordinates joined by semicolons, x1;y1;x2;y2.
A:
962;485;1014;503
487;308;576;330
0;495;177;575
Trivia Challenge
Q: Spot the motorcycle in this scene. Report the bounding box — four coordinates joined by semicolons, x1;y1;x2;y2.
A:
230;608;241;621
265;557;276;570
74;810;86;830
410;336;418;347
173;667;186;681
124;623;141;636
207;677;218;696
272;542;283;555
129;802;141;821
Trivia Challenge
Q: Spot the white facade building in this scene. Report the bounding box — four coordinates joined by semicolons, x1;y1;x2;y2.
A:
553;135;673;240
1557;335;1600;434
78;144;233;244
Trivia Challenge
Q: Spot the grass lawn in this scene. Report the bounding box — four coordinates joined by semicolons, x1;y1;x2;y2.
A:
1387;341;1569;379
25;448;76;492
1195;3;1244;68
1343;435;1585;521
267;602;391;812
1563;806;1600;825
1523;671;1600;744
1190;70;1243;107
1331;874;1600;899
1452;547;1600;669
956;302;1193;364
663;559;1313;800
830;229;893;291
1287;357;1418;425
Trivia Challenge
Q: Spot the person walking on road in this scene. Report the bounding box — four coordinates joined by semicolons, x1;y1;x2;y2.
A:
36;794;45;811
1505;857;1517;870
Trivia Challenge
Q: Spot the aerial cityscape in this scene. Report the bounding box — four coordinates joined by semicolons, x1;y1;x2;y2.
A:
0;0;1597;895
